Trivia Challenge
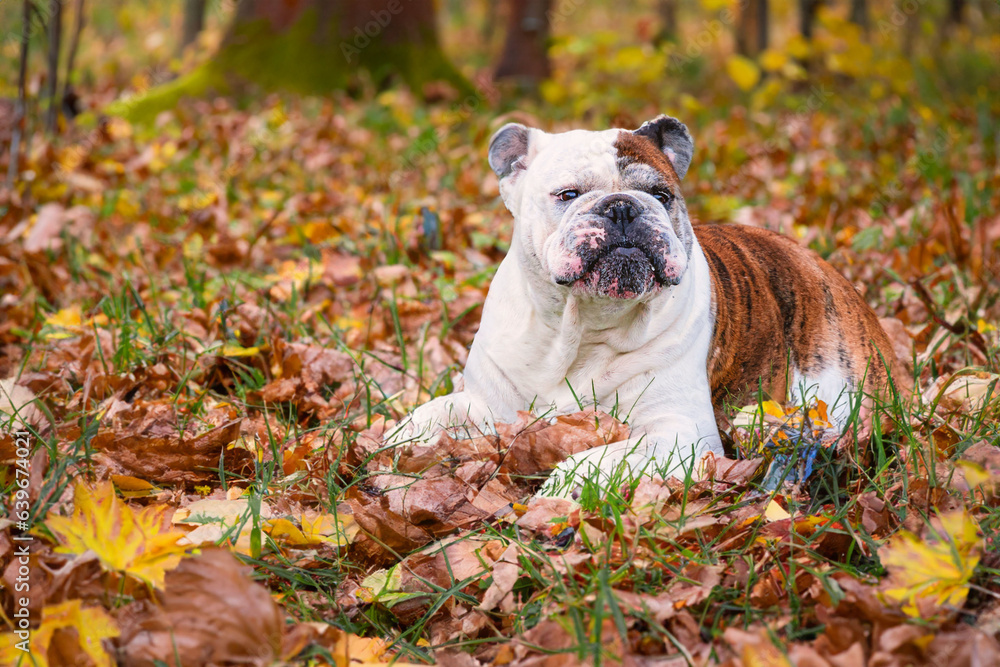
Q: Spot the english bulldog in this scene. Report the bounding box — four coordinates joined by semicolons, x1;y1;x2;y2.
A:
389;115;907;495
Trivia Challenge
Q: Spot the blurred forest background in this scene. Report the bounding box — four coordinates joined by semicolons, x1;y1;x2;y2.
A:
1;1;1000;666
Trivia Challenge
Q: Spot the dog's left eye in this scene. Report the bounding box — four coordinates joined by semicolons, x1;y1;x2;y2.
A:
555;189;580;202
652;191;673;206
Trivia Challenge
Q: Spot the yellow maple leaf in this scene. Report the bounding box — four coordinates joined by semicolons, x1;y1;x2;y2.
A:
301;509;359;547
879;510;982;617
0;599;119;667
265;517;311;546
44;481;188;589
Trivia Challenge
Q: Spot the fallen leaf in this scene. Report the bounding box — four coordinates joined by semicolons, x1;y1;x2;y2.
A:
23;203;66;254
479;543;521;612
764;499;791;522
0;599;118;667
91;404;250;484
116;549;284;667
44;481;188;589
879;509;982;617
498;410;628;476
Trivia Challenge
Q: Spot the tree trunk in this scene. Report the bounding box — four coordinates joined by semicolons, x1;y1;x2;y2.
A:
6;0;31;188
219;0;468;94
849;0;868;31
799;0;820;40
180;0;207;52
736;0;768;56
948;0;966;25
656;0;678;43
108;0;471;122
483;0;500;45
45;0;62;132
62;0;85;120
494;0;552;86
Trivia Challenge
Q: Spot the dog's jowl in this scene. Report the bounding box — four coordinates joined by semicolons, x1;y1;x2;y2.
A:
389;115;908;494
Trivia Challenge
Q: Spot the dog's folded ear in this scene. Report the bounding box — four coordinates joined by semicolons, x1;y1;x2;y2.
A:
488;123;532;180
633;115;694;180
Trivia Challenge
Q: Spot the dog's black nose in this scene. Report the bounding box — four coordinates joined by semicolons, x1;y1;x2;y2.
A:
605;201;639;228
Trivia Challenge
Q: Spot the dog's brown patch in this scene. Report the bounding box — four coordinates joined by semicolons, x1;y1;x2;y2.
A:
695;224;911;411
613;132;681;188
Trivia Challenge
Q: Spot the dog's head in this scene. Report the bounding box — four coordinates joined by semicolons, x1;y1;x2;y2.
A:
489;116;695;300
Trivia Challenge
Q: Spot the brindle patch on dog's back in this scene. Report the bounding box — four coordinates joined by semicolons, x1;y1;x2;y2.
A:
695;224;906;411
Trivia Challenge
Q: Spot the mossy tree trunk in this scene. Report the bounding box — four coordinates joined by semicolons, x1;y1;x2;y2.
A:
736;0;768;56
494;0;552;87
109;0;471;122
221;0;468;94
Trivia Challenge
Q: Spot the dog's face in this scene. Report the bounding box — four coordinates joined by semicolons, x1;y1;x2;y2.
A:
489;116;696;301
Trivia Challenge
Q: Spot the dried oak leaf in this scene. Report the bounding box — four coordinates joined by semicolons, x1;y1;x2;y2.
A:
347;474;489;561
514;497;577;534
92;403;248;484
479;542;521;612
498;410;629;476
277;341;355;388
115;549;283;667
703;455;765;486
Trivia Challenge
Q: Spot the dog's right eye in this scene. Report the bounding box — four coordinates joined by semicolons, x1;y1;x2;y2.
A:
555;189;580;202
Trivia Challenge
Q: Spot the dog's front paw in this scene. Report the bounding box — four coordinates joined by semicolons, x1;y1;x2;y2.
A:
386;393;494;449
536;439;653;500
536;436;723;501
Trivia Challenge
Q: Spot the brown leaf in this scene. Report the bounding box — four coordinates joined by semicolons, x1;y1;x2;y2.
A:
116;549;284;667
23;203;66;254
401;537;504;595
396;433;501;474
959;441;1000;472
498;410;629;476
479;543;521;612
515;497;577;534
857;491;893;538
280;342;354;387
92;404;250;484
705;456;765;485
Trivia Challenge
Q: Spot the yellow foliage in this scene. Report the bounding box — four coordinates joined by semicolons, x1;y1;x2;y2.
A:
44;481;188;589
220;343;263;357
726;55;761;92
44;306;82;329
761;400;785;418
759;49;788;72
764;499;791;522
0;600;119;667
879;510;982;617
